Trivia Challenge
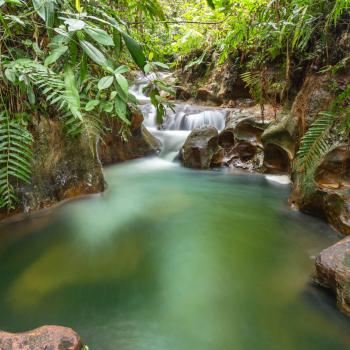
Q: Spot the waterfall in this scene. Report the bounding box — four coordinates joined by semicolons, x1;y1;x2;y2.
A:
131;75;230;160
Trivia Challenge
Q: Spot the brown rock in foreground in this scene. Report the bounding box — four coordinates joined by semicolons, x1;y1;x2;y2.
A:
314;236;350;315
0;325;82;350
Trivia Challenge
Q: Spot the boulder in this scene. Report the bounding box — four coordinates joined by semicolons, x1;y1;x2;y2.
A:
98;108;161;165
0;325;82;350
314;236;350;315
261;114;298;173
292;145;350;235
15;116;105;215
181;126;219;169
221;112;269;171
234;116;267;146
315;145;350;189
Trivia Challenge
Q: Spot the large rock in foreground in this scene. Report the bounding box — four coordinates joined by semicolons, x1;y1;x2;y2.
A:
0;326;82;350
181;126;219;169
314;237;350;315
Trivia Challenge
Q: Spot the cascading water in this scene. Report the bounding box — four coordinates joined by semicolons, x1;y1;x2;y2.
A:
132;74;230;160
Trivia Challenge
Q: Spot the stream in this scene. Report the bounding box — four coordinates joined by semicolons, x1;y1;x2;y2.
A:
0;76;350;349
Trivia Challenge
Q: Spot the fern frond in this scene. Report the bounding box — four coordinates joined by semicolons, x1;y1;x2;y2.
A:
5;59;102;145
0;112;33;210
295;112;336;173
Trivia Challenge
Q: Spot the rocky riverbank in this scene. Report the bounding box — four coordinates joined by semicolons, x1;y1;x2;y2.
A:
174;42;350;315
0;109;161;222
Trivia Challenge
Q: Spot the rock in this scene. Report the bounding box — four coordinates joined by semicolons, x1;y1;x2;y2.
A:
211;147;225;167
181;126;219;169
232;141;258;161
314;237;350;315
0;107;162;221
291;74;335;131
176;86;192;100
261;114;298;173
15;116;105;214
0;325;82;350
176;52;250;103
323;193;350;235
315;145;350;189
99;108;161;165
221;112;269;171
228;143;264;172
292;145;350;235
234;116;267;146
218;128;235;149
208;59;250;100
291;71;350;133
196;88;223;106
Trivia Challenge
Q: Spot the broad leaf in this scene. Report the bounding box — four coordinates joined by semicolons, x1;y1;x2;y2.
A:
44;45;68;66
114;96;130;124
122;33;146;71
115;74;128;96
84;26;114;46
101;101;113;113
114;65;129;74
98;76;114;90
79;40;108;67
85;100;100;111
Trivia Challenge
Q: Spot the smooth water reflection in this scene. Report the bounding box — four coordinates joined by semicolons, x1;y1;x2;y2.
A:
0;159;349;350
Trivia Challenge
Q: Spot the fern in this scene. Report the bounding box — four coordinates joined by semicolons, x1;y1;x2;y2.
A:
328;0;350;25
296;112;336;173
0;112;33;210
5;59;101;139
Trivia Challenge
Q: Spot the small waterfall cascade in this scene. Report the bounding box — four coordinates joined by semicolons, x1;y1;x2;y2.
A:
131;74;231;160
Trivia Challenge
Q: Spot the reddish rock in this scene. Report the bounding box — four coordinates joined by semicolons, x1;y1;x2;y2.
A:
314;236;350;315
0;326;82;350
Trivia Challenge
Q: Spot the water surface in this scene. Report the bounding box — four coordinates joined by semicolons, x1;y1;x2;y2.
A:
0;159;349;350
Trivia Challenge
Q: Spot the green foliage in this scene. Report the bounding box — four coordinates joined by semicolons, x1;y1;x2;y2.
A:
296;112;335;172
0;112;33;210
295;84;350;190
0;0;171;211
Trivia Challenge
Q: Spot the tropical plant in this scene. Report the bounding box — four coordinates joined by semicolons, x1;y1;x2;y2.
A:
0;0;172;211
295;84;350;191
0;112;33;210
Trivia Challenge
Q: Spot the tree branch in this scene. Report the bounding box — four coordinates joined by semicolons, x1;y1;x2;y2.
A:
128;17;228;26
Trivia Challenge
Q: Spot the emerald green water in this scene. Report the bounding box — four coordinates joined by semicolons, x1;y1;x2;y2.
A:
0;158;349;349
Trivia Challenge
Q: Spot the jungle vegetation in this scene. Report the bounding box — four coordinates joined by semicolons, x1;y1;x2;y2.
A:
0;0;349;210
